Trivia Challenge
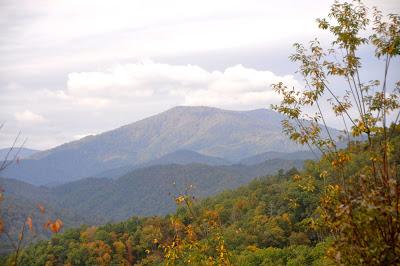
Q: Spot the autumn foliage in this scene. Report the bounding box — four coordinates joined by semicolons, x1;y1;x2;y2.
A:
272;0;400;264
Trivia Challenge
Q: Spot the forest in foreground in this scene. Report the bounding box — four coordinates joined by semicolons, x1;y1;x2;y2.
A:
2;128;399;265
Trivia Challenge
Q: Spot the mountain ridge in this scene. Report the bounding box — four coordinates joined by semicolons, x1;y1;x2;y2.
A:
95;149;231;179
2;106;323;185
2;158;306;222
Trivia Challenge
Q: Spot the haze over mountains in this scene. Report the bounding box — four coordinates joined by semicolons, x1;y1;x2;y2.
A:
239;150;319;165
95;149;231;179
0;147;40;160
1;158;304;223
2;106;320;186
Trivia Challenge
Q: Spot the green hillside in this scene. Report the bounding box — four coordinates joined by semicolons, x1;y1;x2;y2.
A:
3;160;332;265
2;159;304;224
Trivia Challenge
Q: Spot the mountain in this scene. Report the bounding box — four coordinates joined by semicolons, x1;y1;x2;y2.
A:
2;106;327;185
0;147;40;160
239;150;318;165
95;149;230;179
2;159;304;223
144;149;230;166
96;150;317;179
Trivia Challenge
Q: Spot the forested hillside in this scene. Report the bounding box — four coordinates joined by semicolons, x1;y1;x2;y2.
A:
2;163;333;265
6;127;399;265
0;179;95;255
1;158;304;223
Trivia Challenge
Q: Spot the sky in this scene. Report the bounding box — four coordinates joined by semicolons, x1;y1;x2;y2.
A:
0;0;399;150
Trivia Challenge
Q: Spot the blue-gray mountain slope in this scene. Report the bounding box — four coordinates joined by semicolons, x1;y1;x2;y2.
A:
3;106;321;185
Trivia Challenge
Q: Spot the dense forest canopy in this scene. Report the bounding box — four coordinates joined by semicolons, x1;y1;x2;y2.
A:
2;165;333;265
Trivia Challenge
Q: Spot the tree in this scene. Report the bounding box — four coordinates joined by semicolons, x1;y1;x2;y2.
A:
272;0;400;264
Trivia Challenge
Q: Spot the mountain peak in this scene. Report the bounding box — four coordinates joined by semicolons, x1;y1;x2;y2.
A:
164;106;280;119
167;105;274;113
3;106;312;185
169;105;219;111
165;105;224;115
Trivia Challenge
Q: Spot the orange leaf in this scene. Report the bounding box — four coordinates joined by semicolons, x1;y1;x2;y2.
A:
49;223;59;233
49;219;63;233
55;219;63;228
26;216;33;232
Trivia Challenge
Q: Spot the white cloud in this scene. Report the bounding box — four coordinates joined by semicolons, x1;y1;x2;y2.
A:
66;61;298;108
0;0;333;78
15;110;46;124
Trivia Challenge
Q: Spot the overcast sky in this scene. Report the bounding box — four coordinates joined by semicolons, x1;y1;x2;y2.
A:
0;0;399;149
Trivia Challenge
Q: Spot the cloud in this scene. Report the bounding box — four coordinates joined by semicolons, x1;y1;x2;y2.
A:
66;61;299;108
73;133;94;140
15;110;46;123
0;0;334;85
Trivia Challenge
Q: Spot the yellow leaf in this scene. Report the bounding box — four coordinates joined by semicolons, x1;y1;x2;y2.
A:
175;196;185;204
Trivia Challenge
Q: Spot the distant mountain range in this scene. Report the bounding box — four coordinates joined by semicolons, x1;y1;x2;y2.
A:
2;106;326;185
145;149;230;166
239;150;318;165
1;157;304;223
0;147;40;160
95;149;230;179
96;149;317;179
